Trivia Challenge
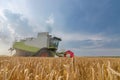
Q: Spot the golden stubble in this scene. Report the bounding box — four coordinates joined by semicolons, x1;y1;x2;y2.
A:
0;57;120;80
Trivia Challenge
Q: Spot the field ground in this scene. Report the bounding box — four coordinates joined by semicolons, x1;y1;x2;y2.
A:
0;57;120;80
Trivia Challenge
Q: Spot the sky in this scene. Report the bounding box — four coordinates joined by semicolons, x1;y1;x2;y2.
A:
0;0;120;56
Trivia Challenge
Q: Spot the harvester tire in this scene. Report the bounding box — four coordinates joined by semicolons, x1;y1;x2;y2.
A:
35;47;53;57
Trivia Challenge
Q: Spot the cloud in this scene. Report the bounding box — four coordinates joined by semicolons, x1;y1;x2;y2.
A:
46;14;54;25
0;40;10;55
55;32;120;51
55;32;104;49
0;9;39;46
0;9;57;43
55;32;104;41
3;9;36;37
57;32;120;56
57;0;120;35
0;9;57;42
45;14;54;33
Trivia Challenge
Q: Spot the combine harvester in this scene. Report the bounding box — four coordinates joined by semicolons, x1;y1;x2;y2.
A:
11;32;74;58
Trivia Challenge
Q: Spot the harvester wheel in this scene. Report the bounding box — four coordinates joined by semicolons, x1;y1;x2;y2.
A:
35;47;52;57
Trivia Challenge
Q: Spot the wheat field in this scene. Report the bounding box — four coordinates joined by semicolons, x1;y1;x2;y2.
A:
0;57;120;80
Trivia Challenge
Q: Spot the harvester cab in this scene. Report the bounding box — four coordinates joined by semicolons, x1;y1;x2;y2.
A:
49;37;61;51
35;35;62;57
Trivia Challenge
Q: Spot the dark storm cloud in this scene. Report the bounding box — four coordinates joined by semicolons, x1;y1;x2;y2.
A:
4;9;35;36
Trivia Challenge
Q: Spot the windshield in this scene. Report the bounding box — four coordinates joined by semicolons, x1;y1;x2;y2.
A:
50;38;61;48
